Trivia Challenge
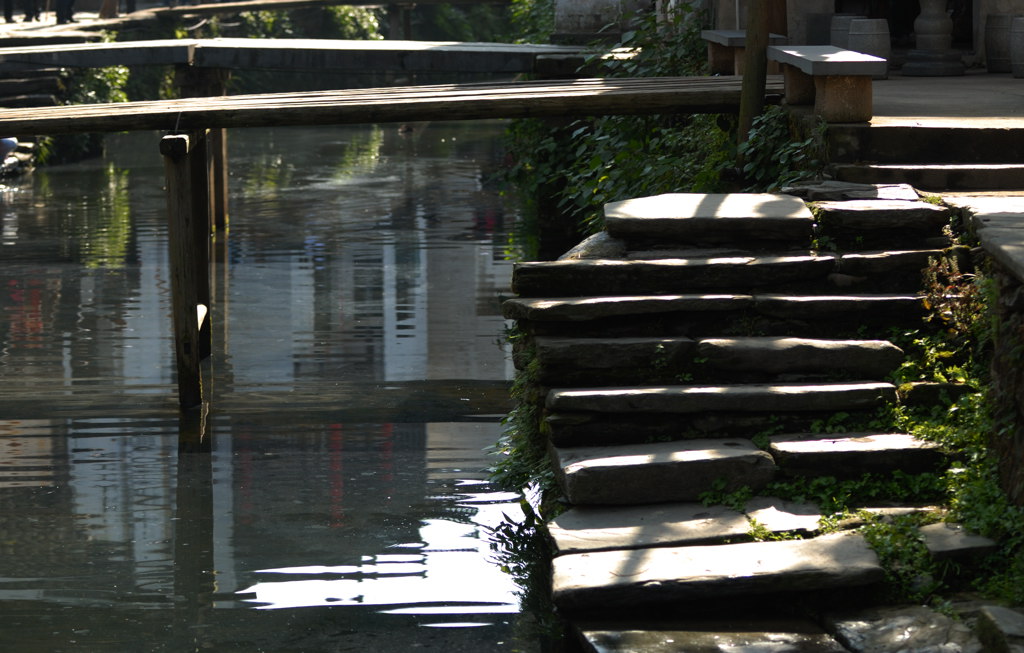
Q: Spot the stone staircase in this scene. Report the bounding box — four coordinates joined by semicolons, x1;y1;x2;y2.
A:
502;184;1000;650
0;66;63;176
826;123;1024;192
0;30;94;177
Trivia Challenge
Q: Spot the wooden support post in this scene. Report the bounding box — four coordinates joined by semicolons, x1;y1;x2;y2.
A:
738;0;770;147
162;131;213;411
210;128;229;231
189;131;213;363
176;66;230;231
388;4;414;39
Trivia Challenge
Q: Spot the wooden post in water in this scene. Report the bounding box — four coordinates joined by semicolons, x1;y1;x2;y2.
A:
190;131;214;362
162;131;213;411
737;0;769;148
210;127;229;231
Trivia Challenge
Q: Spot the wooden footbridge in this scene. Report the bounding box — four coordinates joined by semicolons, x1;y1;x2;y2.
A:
0;37;784;439
0;37;584;75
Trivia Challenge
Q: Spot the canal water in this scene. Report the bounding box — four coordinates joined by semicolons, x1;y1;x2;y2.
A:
0;122;556;651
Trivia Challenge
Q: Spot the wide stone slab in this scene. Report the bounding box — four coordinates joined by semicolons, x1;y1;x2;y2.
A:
552;532;883;612
696;336;904;377
815;200;950;232
603;193;814;243
501;294;754;322
781;180;920;202
769;432;945;478
546;382;897;414
578;625;848;652
547;503;748;555
826;605;982;653
554;439;775;505
511;255;836;297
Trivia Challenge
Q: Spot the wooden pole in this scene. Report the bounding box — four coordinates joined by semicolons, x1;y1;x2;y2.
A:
737;0;769;148
210;128;229;231
162;132;209;411
189;130;214;363
176;66;230;231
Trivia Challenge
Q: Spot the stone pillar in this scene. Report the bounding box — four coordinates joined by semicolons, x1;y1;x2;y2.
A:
785;0;833;45
902;0;965;76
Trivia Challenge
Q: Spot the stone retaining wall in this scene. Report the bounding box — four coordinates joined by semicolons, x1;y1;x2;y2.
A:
948;196;1024;505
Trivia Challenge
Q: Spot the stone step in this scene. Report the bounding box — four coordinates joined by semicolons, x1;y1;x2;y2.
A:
828;124;1024;165
548;497;829;556
546;408;878;448
548;500;948;557
552;532;884;613
544;382;898;447
769;432;946;479
512;255;835;297
814;199;952;250
831;163;1024;192
603;192;814;245
531;335;905;385
546;382;897;415
815;200;950;233
503;293;926;338
826;605;985;653
782;180;922;202
919;521;998;561
547;502;751;555
553;438;776;505
511;250;942;298
576;622;849;652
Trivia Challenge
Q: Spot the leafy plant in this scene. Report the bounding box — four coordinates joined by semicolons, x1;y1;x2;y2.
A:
736;105;826;191
860;511;945;603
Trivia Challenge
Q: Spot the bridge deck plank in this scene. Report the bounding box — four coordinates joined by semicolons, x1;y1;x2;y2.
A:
0;76;783;135
0;37;584;71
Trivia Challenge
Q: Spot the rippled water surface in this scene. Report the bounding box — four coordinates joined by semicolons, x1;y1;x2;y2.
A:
0;122;549;651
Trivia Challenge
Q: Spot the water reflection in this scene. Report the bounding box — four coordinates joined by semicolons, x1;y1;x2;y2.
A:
0;122;545;651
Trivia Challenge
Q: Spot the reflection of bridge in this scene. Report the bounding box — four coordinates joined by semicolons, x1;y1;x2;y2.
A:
0;36;784;426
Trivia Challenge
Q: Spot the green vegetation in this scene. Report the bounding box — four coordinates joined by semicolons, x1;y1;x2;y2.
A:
490;331;556;504
501;2;825;256
508;0;554;43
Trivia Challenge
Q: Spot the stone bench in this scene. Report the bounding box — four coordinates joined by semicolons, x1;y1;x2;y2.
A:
767;45;887;123
701;29;787;75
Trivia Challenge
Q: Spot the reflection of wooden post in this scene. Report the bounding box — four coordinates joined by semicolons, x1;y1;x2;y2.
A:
173;426;214;647
162;132;212;411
